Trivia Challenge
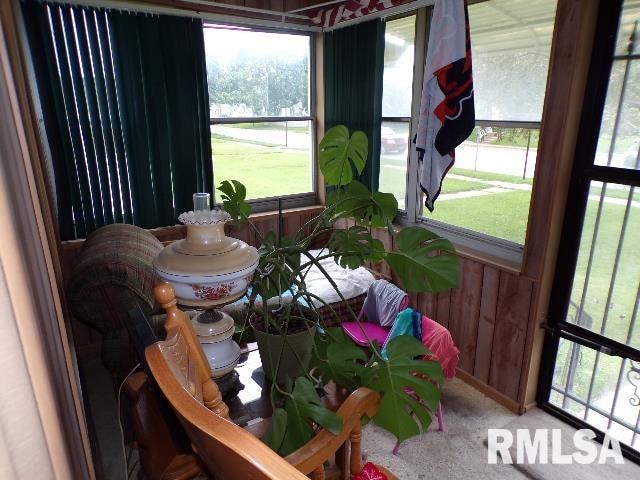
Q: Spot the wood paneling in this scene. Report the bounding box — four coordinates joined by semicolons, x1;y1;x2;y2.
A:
417;292;437;319
448;259;483;373
370;227;392;277
488;273;534;401
435;290;451;329
474;267;500;383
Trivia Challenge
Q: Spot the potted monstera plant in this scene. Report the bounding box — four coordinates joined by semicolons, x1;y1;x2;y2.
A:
217;125;460;455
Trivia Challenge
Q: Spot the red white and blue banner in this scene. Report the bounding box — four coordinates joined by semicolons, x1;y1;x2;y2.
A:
416;0;475;212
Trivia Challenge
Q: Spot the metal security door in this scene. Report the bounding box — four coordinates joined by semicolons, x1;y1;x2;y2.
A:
538;0;640;462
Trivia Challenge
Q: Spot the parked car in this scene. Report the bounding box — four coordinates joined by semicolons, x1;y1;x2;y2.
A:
381;126;408;154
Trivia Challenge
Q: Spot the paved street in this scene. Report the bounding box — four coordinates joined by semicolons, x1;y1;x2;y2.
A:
213;124;309;150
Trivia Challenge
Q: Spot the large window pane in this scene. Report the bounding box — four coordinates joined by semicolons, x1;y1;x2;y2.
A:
382;15;415;118
469;0;557;122
204;27;310;118
422;126;538;244
379;121;410;209
212;122;313;200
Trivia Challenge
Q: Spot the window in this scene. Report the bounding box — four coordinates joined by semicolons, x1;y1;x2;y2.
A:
380;15;416;210
204;26;315;207
379;1;558;259
422;0;557;248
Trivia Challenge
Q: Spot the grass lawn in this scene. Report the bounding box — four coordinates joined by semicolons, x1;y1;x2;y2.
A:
441;177;488;194
552;196;639;407
379;164;407;209
450;167;533;185
589;184;640;202
212;136;312;199
427;185;639;405
568;197;640;348
424;190;532;244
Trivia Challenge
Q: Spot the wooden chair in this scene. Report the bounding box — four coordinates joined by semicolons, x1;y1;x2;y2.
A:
147;282;397;480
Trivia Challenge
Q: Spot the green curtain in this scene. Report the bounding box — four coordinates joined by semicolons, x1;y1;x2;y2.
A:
21;1;213;239
324;19;385;192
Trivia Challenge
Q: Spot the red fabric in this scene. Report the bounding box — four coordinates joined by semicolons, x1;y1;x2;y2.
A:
353;462;388;480
421;315;460;379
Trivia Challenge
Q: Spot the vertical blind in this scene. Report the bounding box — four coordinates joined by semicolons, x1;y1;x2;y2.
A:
22;1;213;240
324;19;385;192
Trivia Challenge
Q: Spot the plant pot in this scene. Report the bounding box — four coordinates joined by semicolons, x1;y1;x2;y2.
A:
250;315;317;384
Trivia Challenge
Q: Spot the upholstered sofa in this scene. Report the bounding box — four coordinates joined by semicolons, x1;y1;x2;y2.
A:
67;224;166;386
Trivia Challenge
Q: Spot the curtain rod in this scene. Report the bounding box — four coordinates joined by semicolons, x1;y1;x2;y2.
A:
322;0;435;32
50;0;321;32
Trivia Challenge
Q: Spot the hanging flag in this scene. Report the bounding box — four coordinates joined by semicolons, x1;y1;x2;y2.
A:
416;0;475;212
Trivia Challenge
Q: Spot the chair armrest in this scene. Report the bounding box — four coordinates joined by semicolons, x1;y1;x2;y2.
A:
284;387;380;475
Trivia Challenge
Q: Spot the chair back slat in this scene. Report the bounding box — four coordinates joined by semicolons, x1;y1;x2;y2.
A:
154;282;229;418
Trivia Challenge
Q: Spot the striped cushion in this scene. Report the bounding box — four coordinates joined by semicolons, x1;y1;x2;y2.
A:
68;224;164;333
68;224;164;379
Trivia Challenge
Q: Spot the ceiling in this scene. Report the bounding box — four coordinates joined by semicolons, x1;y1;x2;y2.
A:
130;0;355;28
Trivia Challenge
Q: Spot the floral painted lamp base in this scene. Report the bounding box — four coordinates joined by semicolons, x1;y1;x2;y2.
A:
153;193;258;383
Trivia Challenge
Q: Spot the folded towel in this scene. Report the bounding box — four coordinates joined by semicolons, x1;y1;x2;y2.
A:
421;315;460;379
362;279;409;327
381;308;421;359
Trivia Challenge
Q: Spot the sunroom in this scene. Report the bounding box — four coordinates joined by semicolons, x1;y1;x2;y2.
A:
1;0;639;479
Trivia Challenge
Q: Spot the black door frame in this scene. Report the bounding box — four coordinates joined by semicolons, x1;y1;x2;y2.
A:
537;0;640;463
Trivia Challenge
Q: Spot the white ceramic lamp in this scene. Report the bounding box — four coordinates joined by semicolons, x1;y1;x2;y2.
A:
153;193;258;378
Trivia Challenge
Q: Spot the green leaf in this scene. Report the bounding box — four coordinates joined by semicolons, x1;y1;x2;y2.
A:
218;180;251;223
327;225;385;269
262;408;287;452
312;327;367;390
386;226;460;293
278;377;344;455
327;181;398;229
253;234;302;299
319;125;368;186
361;336;444;443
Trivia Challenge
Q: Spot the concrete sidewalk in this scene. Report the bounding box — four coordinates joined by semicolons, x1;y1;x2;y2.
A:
440;174;640;208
